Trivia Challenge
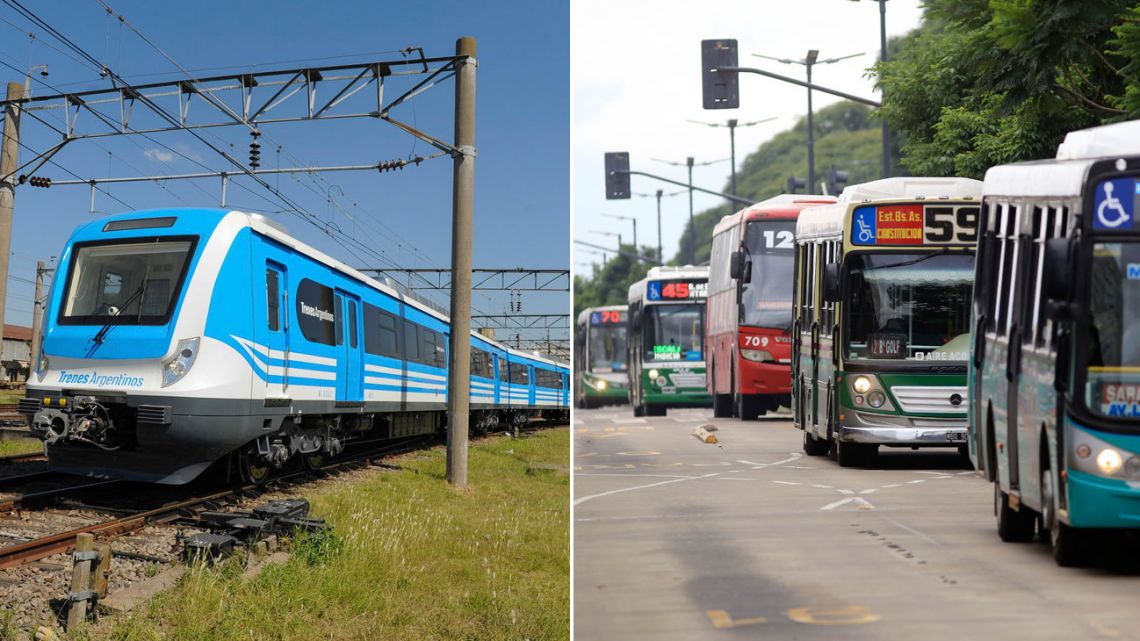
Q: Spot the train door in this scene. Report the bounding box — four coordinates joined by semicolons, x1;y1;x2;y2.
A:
263;263;289;399
334;291;364;403
494;355;502;405
528;365;537;407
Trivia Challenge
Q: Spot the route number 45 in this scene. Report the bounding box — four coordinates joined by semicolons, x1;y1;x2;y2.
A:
924;206;979;244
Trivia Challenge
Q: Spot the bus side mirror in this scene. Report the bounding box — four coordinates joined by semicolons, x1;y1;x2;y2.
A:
1042;238;1073;319
730;251;744;280
822;264;839;302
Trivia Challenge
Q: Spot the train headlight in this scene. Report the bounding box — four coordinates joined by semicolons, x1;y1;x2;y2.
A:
162;337;200;387
1096;448;1124;475
867;391;886;408
852;376;872;394
741;349;774;363
36;351;49;382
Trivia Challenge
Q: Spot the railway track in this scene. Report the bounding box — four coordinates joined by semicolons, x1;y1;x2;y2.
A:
0;434;438;569
0;451;45;464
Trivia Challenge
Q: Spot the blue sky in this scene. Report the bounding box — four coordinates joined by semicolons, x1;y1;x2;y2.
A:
0;0;568;352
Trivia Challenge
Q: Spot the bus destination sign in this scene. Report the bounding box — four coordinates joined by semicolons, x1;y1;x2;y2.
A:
647;280;708;302
590;310;626;325
852;204;979;246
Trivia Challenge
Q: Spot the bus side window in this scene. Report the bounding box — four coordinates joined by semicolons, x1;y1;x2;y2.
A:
994;203;1014;336
1023;207;1045;346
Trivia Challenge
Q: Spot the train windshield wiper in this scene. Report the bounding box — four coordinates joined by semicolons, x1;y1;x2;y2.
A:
90;268;151;347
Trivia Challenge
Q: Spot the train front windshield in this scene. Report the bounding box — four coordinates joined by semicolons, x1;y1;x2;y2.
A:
742;220;796;329
60;239;195;325
845;252;973;361
643;303;704;362
589;325;627;373
1084;242;1140;420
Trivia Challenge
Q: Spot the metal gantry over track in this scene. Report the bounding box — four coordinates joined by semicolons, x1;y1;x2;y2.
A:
365;268;570;292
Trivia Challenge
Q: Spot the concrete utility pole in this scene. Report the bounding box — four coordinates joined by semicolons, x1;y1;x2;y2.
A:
447;37;477;488
655;189;664;265
0;82;23;351
30;260;44;365
878;0;891;178
687;157;695;264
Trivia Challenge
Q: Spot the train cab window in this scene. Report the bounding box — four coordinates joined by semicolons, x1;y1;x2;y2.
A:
364;304;400;357
266;268;280;332
334;297;344;345
348;300;358;349
404;321;420;362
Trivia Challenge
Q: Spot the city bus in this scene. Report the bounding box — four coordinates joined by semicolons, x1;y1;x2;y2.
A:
793;177;983;466
970;120;1140;565
574;305;630;408
707;194;835;419
627;266;712;416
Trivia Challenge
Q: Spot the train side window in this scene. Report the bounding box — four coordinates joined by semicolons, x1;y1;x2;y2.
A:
500;358;510;382
266;268;280;332
363;304;400;357
348;300;358;349
404;320;420;363
510;362;529;385
334;296;344;345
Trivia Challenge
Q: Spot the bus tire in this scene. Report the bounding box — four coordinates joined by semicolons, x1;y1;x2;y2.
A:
995;483;1036;543
646;404;666;417
633;400;645;417
1041;467;1090;566
803;431;829;456
713;394;733;418
737;395;761;421
836;440;874;468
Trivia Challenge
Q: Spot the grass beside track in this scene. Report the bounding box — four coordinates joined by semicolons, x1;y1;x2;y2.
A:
101;428;570;641
0;437;41;457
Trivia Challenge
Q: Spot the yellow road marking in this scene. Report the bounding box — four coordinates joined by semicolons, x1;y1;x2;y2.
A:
706;610;766;629
576;428;588;433
787;605;880;625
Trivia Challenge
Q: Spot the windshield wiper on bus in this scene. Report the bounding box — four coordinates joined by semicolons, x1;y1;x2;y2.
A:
865;248;952;271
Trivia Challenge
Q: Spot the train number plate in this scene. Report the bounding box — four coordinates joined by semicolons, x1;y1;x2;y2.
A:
945;432;967;442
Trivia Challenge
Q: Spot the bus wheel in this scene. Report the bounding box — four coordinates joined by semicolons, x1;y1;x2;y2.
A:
836;440;874;467
713;394;733;418
995;483;1036;543
646;404;666;417
1041;468;1089;566
803;431;829;456
737;395;760;421
633;401;645;417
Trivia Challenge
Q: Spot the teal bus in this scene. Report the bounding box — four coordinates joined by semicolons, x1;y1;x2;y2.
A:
627;266;712;416
793;177;983;466
574;305;630;408
970;120;1140;566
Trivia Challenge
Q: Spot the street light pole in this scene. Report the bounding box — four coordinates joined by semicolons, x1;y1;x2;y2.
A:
656;189;663;265
687;156;695;264
602;213;637;252
879;0;891;178
687;117;777;199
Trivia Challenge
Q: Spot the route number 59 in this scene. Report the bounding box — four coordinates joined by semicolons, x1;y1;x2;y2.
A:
924;206;979;244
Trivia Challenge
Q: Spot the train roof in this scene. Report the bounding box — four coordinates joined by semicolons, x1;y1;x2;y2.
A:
576;304;626;325
984;120;1140;199
796;177;983;241
85;209;569;368
627;265;709;303
711;194;836;237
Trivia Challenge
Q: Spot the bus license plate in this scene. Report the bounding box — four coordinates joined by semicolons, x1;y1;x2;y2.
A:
945;432;967;443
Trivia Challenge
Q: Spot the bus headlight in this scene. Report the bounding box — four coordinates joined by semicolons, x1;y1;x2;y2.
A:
162;337;200;387
741;349;774;363
648;369;659;380
867;391;886;408
595;379;608;391
1097;448;1124;475
853;376;872;394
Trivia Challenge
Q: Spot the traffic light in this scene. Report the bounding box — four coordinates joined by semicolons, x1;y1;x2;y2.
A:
701;39;739;110
786;176;805;194
826;166;849;196
604;152;631;200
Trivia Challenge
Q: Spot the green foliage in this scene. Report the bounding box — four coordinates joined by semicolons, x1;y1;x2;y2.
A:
573;244;655;318
290;527;343;566
874;0;1137;178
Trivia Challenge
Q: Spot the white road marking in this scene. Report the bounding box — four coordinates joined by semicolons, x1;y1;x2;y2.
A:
883;516;941;546
787;465;817;469
749;453;803;470
574;473;721;506
821;496;875;511
576;473;699;480
811;484;834;489
957;471;976;476
860;489;877;495
837;489;855;495
613;418;648;424
773;481;800;486
906;479;926;484
883;483;902;488
717;477;757;481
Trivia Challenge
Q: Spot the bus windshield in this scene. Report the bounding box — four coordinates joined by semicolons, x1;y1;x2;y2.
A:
589;324;627;373
1085;242;1140;419
643;303;704;363
845;252;973;362
742;220;795;329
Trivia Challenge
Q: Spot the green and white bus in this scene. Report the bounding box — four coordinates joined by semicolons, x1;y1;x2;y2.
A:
574;305;630;409
627;266;712;416
793;177;982;466
971;120;1140;565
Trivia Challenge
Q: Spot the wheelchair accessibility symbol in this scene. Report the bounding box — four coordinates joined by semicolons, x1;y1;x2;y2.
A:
1095;179;1135;230
852;206;877;244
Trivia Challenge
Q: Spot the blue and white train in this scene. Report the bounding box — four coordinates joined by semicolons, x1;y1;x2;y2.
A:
19;208;569;484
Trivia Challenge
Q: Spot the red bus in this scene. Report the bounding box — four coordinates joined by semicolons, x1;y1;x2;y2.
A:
707;194;836;419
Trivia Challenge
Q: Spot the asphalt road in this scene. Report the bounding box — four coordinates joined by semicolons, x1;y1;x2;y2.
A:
573;406;1140;641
